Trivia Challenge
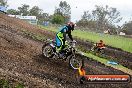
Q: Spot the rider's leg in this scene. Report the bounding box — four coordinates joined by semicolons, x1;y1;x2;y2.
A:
55;34;63;53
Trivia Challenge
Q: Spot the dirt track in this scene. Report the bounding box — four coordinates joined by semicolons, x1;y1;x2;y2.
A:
0;13;132;69
0;13;132;88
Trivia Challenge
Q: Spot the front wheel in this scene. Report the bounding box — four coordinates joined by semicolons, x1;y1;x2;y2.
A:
42;44;54;58
69;54;84;69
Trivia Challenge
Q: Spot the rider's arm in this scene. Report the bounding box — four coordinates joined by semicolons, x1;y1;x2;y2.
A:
62;29;67;46
68;31;73;41
63;29;66;41
63;32;66;45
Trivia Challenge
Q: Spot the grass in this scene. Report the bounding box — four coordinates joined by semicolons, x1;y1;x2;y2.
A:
39;25;132;53
0;79;24;88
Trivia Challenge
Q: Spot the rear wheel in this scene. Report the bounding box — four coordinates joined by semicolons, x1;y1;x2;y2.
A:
42;45;54;58
99;49;105;57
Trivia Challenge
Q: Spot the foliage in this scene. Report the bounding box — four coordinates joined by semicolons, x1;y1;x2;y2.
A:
77;5;122;33
7;9;19;15
51;14;65;24
92;5;122;30
38;13;49;24
18;4;30;16
54;1;71;23
29;6;49;24
0;79;24;88
122;21;132;35
76;20;96;30
0;0;8;7
0;79;10;88
29;6;42;16
16;83;24;88
7;4;50;24
82;11;92;21
76;11;96;30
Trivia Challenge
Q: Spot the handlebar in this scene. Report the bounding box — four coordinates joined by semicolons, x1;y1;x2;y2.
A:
67;40;77;48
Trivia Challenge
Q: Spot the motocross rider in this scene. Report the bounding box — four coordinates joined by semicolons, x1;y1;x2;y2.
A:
95;40;105;51
55;22;75;54
97;40;105;47
91;40;105;52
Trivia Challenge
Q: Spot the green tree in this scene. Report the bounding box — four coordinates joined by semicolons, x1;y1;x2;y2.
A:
0;0;8;7
82;11;92;21
29;6;42;16
92;5;122;31
122;21;132;35
77;5;122;33
29;6;50;24
55;1;71;23
51;14;65;24
38;13;49;24
7;9;19;15
76;11;96;30
18;4;29;16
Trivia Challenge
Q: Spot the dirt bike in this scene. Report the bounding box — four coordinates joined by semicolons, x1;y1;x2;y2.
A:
42;39;84;69
90;43;106;55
